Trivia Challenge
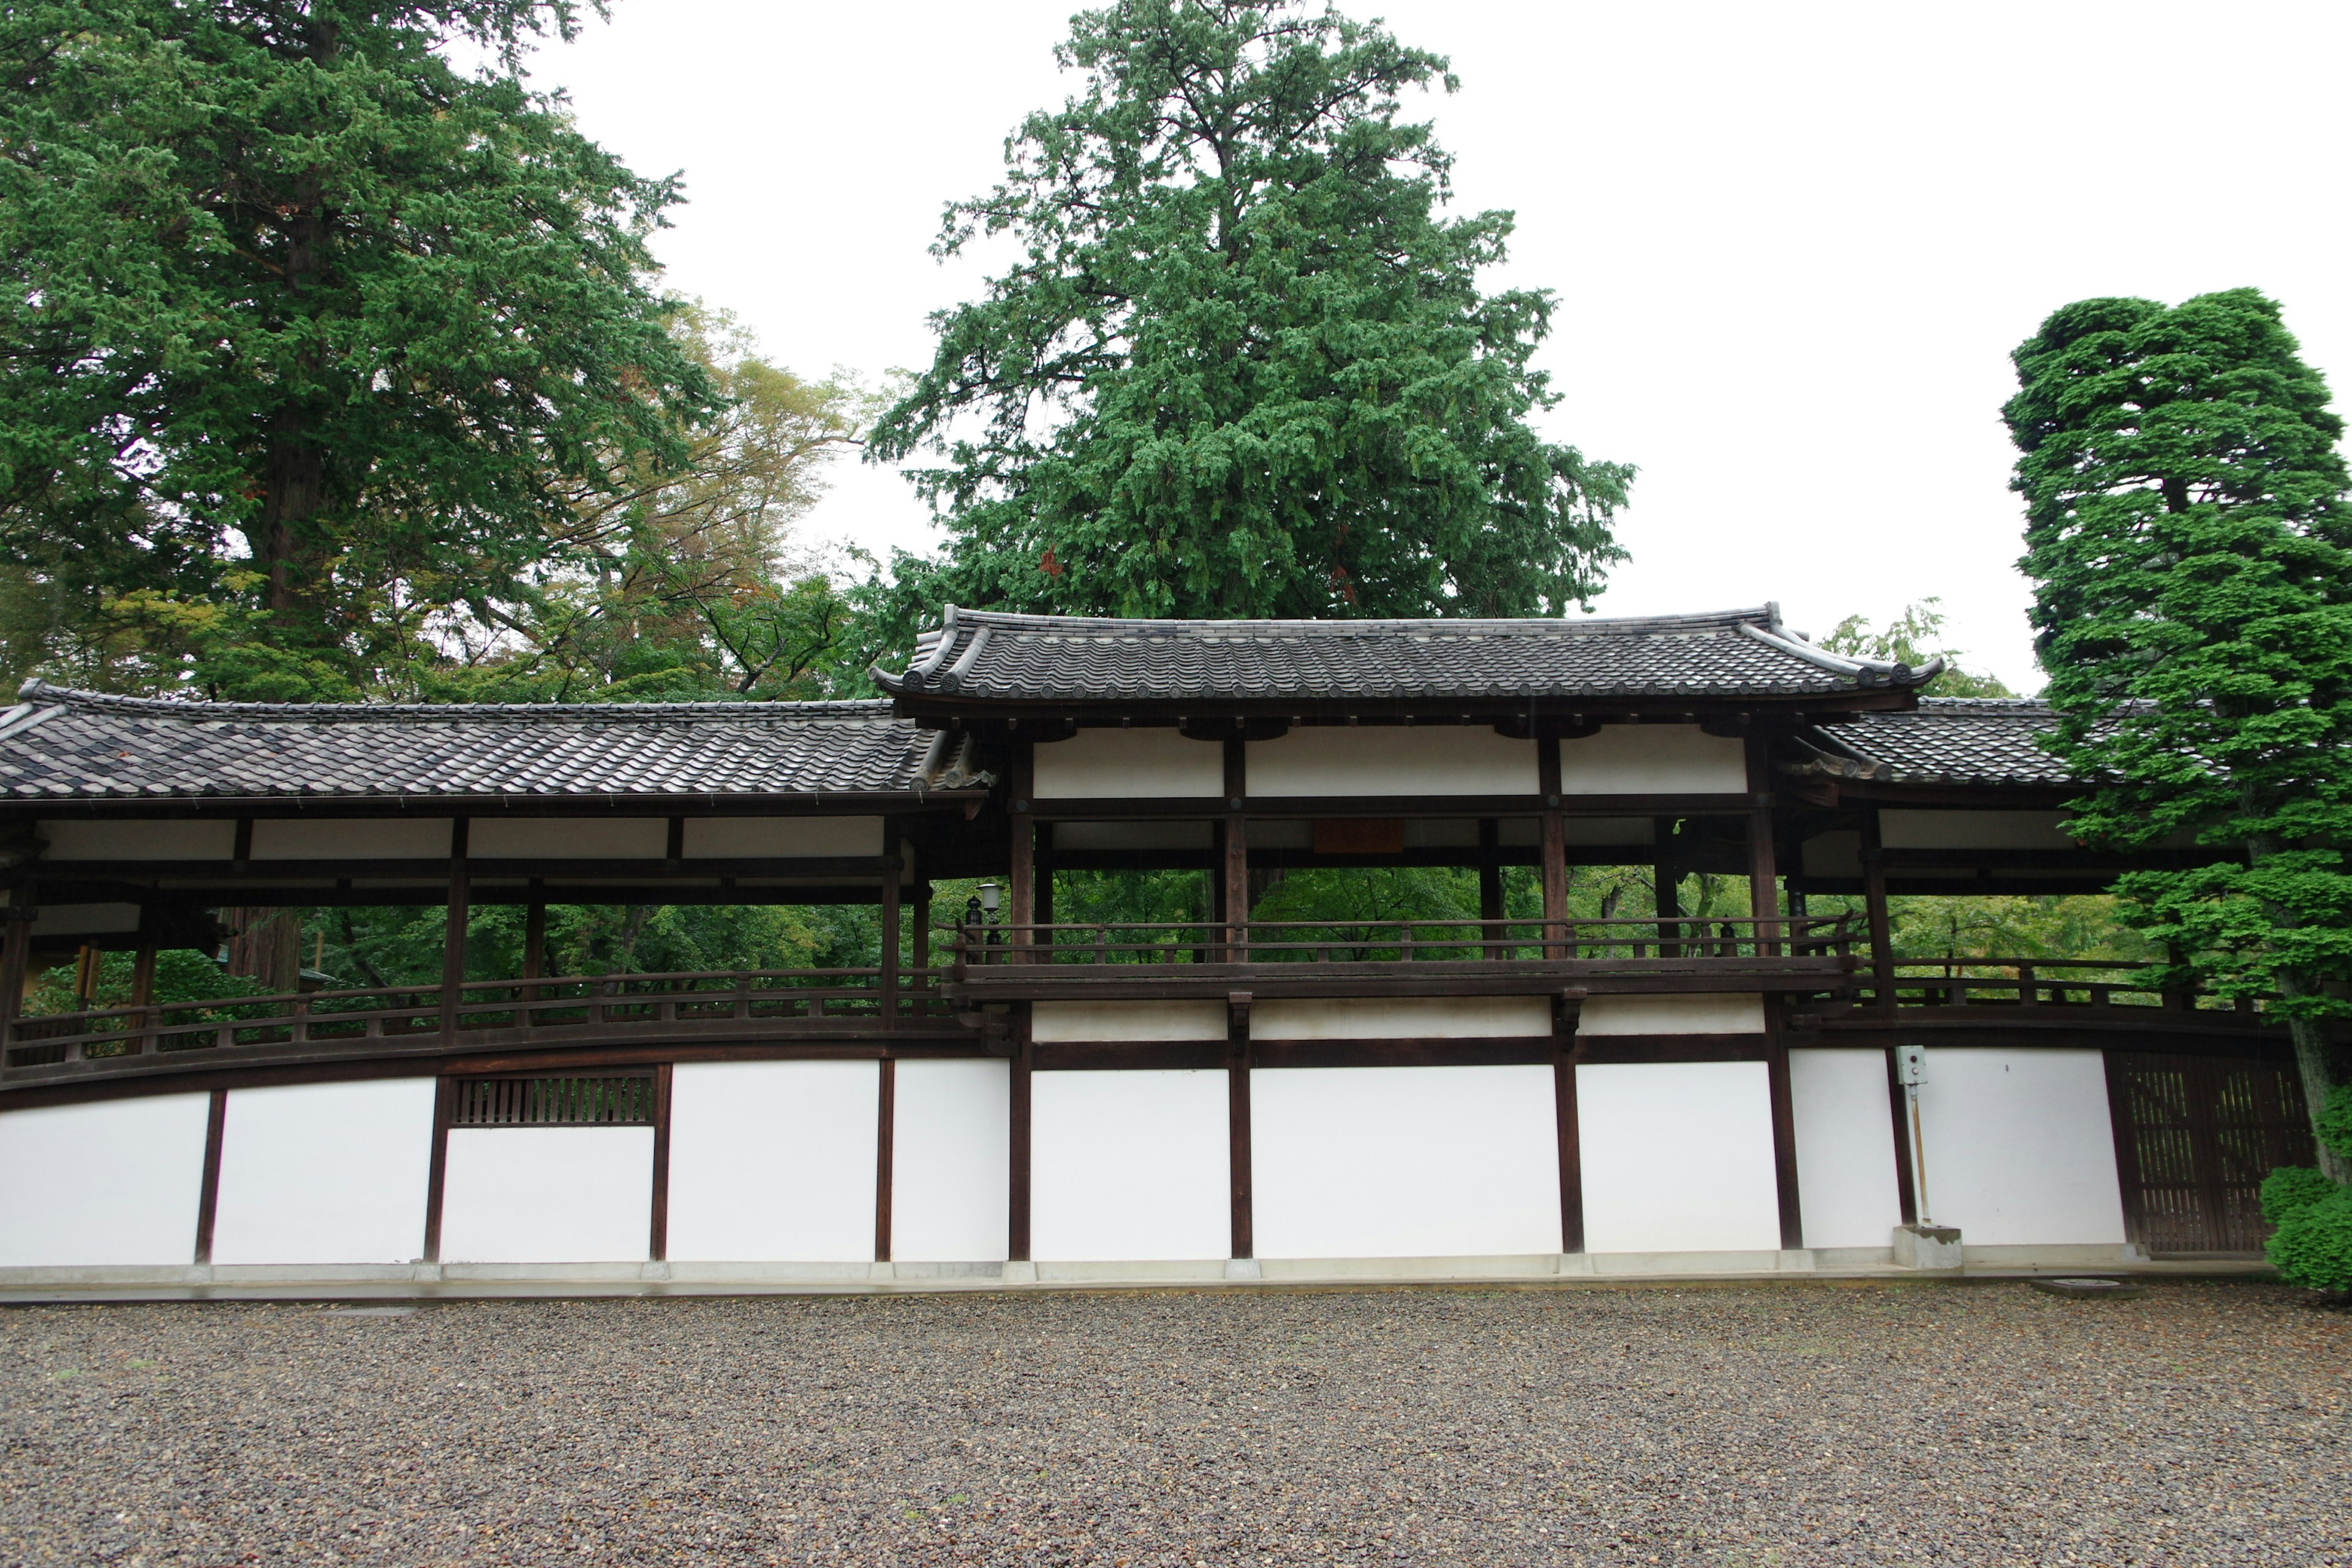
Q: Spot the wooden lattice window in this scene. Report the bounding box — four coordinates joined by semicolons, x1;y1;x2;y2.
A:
2108;1052;2315;1255
451;1074;656;1127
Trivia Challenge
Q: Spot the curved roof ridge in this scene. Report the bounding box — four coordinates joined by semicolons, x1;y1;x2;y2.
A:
12;679;899;724
933;606;1779;636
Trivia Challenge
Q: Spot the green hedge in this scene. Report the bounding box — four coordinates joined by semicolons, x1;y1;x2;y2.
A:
2261;1166;2342;1226
2269;1188;2352;1294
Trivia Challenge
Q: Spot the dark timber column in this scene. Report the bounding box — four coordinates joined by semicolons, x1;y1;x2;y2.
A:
0;875;34;1034
1227;992;1253;1260
1477;819;1505;959
1860;809;1897;1008
1552;993;1585;1254
1539;737;1568;957
1653;816;1681;957
192;1087;228;1265
880;826;902;1028
911;882;932;974
1743;733;1780;953
1884;1044;1920;1224
1009;743;1036;960
129;940;158;1052
1765;1004;1804;1250
521;886;546;1025
874;1057;896;1263
1008;1015;1033;1263
649;1063;674;1263
1223;738;1249;959
440;818;470;1042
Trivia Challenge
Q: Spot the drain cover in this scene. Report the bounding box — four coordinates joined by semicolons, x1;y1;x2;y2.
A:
2030;1278;2147;1300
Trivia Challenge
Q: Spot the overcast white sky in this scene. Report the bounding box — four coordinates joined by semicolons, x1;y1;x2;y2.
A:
535;1;2352;694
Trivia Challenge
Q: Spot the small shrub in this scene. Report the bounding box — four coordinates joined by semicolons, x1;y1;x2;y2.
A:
2267;1188;2352;1293
2261;1166;2342;1226
2318;1084;2352;1164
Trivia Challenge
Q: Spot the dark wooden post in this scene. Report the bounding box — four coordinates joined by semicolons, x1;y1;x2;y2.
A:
1743;732;1781;954
421;1076;455;1264
440;818;470;1042
1223;738;1249;960
1553;993;1584;1254
1653;816;1680;957
1009;744;1036;961
521;887;546;1026
1884;1044;1920;1224
874;1056;896;1263
1227;992;1253;1260
1008;1014;1033;1264
192;1087;229;1265
129;939;157;1054
1539;737;1568;957
1860;810;1896;1008
880;829;902;1028
649;1062;673;1263
0;875;34;1035
1477;818;1505;959
1766;1021;1804;1251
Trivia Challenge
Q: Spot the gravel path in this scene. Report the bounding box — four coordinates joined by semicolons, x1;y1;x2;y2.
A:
1;1282;2345;1566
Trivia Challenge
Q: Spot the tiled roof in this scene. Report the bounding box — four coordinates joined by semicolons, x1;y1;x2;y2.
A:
873;606;1942;709
0;682;976;803
1809;699;2076;788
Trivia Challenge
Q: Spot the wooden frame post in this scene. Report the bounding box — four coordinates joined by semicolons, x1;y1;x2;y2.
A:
0;876;34;1034
1539;738;1569;957
1227;992;1253;1261
1009;744;1036;962
1885;1044;1920;1225
192;1087;228;1265
1653;816;1680;957
1008;1011;1033;1264
1552;992;1584;1254
1861;809;1897;1008
874;1055;896;1263
649;1062;673;1263
521;888;546;1025
880;830;902;1029
912;882;932;975
1765;1008;1803;1251
1223;738;1249;960
421;1076;455;1264
1477;818;1505;959
440;818;470;1041
1743;733;1781;954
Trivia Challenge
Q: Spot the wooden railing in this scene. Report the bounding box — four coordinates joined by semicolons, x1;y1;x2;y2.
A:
1852;957;2256;1014
4;968;954;1074
950;914;1858;969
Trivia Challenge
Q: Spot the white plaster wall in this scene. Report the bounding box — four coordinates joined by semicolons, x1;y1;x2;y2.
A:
1246;728;1538;797
1879;810;2075;850
38;819;235;861
1031;1001;1227;1042
1915;1049;2126;1245
439;1129;652;1262
1253;996;1550;1040
1032;1071;1229;1261
1558;726;1747;794
1788;1049;1902;1250
1577;993;1765;1036
892;1059;1010;1262
1577;1062;1782;1253
1253;1066;1561;1258
469;817;666;859
0;1095;211;1267
251;818;454;859
1034;728;1224;799
210;1079;437;1265
666;1062;878;1262
682;816;883;858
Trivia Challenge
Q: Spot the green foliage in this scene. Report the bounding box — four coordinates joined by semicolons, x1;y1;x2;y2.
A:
1819;599;2016;698
22;949;265;1016
2260;1166;2342;1227
2267;1187;2352;1292
869;0;1629;634
2317;1082;2352;1163
2003;288;2352;1030
0;0;719;696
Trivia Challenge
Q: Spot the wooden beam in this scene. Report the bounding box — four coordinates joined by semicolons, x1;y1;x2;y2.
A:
421;1075;454;1264
1765;1025;1803;1250
1224;739;1249;959
649;1061;673;1262
1227;991;1253;1261
440;819;470;1041
1860;810;1897;1008
1744;734;1781;955
0;878;34;1033
1885;1044;1919;1225
1540;739;1567;958
191;1087;228;1265
1009;745;1036;960
1478;820;1505;959
1553;993;1584;1255
880;834;902;1030
874;1056;895;1263
1008;1008;1033;1263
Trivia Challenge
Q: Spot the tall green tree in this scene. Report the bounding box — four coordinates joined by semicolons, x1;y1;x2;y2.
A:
2005;288;2352;1177
0;0;717;697
868;0;1630;633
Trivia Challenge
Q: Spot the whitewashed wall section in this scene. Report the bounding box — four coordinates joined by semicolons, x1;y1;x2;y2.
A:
1252;997;1550;1040
667;1062;878;1262
1034;728;1224;799
1558;726;1746;794
1032;1070;1229;1261
1253;1065;1559;1259
1576;1062;1782;1253
892;1059;1011;1262
1246;727;1536;796
1787;1049;1902;1250
439;1128;653;1263
211;1079;437;1265
1915;1049;2125;1245
0;1094;213;1267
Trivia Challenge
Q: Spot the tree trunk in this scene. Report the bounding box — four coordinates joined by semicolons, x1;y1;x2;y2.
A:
222;907;303;992
2277;971;2349;1182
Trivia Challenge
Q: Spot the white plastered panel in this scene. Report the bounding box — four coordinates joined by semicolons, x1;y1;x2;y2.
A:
468;818;667;859
38;820;235;861
1788;1049;1902;1249
1031;1001;1227;1042
1577;1062;1782;1253
251;818;454;859
439;1129;652;1262
1253;1066;1561;1259
1558;726;1746;794
681;816;883;858
1034;728;1224;799
1915;1049;2125;1245
1577;993;1765;1036
1252;996;1550;1040
1879;810;2076;850
211;1079;437;1265
892;1059;1011;1262
666;1062;878;1262
1245;727;1538;797
1032;1070;1229;1261
0;1095;211;1266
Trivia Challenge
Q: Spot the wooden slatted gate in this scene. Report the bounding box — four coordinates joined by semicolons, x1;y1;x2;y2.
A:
2106;1052;2315;1255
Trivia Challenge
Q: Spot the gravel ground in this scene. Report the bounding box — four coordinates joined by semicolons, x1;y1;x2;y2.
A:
1;1281;2345;1567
